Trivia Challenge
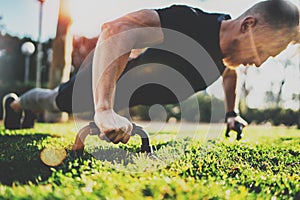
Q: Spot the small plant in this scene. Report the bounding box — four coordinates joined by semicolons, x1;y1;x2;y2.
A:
0;122;299;199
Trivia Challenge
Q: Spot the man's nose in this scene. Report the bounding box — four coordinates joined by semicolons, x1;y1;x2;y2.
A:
255;55;269;67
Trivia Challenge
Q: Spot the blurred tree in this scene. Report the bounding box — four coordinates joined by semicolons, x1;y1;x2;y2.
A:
264;59;292;109
48;0;73;89
46;0;73;122
297;45;300;129
0;15;5;33
72;36;97;70
278;46;300;129
239;67;252;114
297;0;300;130
265;88;276;107
276;59;293;107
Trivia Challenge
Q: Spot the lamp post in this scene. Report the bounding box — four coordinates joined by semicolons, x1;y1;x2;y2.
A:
21;42;35;83
36;0;45;88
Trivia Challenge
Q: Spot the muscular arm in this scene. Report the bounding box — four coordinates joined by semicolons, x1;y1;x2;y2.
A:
92;9;163;144
222;67;239;113
222;67;248;129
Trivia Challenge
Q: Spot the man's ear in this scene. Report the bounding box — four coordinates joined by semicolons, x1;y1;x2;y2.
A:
241;16;257;33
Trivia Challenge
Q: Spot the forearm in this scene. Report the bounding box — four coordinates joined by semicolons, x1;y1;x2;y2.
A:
92;20;134;112
222;68;239;113
92;47;130;112
222;68;248;133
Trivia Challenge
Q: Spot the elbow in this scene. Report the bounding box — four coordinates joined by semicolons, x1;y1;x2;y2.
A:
100;20;131;40
222;68;237;80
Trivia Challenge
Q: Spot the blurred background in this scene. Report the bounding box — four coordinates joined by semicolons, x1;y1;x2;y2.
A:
0;0;299;127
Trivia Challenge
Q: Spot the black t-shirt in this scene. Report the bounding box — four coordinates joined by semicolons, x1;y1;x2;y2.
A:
157;5;230;74
123;5;231;93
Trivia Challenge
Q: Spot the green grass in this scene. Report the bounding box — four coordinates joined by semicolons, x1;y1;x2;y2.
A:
0;121;299;199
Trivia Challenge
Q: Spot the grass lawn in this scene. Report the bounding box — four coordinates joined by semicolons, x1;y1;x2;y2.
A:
0;120;299;199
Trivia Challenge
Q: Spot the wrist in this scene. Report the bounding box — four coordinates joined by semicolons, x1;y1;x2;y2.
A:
95;102;113;113
225;110;238;122
96;107;113;113
94;98;113;112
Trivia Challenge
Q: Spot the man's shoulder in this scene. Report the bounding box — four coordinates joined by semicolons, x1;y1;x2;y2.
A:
160;4;205;12
159;4;230;19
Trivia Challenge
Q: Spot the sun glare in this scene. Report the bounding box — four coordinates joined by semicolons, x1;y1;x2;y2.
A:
69;0;134;38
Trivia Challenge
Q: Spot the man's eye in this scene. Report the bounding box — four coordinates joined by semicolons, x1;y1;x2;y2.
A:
258;48;264;56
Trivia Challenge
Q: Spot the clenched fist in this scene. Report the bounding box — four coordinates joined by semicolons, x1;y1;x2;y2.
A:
94;109;133;144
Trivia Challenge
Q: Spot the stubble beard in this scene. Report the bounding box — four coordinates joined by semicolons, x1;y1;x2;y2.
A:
222;39;240;68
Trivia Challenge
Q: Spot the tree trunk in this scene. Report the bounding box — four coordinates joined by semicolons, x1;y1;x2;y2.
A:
46;0;73;122
297;45;300;129
48;0;73;88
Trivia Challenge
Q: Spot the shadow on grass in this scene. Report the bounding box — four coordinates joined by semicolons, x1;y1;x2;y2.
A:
84;145;143;166
0;130;188;185
86;139;187;166
0;133;53;186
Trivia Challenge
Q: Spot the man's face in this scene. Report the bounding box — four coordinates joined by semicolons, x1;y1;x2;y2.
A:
249;27;294;67
224;26;295;68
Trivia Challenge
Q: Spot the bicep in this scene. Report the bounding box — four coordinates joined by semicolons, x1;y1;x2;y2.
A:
106;9;164;48
222;67;237;91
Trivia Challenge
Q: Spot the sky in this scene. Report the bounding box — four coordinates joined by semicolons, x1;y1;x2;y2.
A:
0;0;299;109
0;0;270;41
